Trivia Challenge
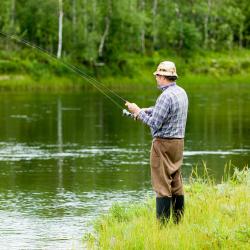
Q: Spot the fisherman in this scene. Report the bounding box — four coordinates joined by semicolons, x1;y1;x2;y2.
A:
125;61;188;224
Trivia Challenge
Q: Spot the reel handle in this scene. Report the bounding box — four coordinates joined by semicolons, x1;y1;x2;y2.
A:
122;109;135;119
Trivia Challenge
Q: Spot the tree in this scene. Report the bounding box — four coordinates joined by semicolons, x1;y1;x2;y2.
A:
57;0;63;58
0;0;250;67
98;0;112;58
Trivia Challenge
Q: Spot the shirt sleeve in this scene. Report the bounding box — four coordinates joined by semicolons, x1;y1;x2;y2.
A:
138;94;170;130
144;106;154;115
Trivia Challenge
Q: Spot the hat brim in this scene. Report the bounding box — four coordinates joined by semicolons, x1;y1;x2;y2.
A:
153;71;178;77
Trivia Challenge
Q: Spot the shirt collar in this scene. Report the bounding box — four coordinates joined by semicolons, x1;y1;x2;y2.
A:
158;82;176;91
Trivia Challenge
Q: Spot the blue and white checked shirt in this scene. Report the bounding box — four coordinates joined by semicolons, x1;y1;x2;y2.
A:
138;82;188;138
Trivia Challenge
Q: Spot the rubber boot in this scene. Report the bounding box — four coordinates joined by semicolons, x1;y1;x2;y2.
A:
172;195;184;224
156;197;171;224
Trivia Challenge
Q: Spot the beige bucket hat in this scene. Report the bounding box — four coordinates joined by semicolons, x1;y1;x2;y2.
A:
153;61;178;77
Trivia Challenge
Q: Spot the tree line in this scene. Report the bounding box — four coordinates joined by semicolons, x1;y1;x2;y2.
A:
0;0;250;66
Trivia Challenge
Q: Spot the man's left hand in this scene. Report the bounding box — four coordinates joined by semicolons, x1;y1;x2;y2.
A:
125;101;141;117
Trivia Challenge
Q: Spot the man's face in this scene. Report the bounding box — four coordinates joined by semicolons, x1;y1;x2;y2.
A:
155;74;165;87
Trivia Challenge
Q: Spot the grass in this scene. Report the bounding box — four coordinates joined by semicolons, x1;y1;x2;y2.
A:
83;164;250;250
1;49;250;90
0;72;250;92
0;74;85;91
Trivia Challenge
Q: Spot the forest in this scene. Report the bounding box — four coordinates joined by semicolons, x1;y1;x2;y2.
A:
0;0;250;84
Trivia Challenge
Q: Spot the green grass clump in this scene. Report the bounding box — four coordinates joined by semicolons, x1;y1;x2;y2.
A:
84;165;250;250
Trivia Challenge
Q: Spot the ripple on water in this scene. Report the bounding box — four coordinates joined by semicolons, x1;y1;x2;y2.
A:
0;142;248;161
0;189;153;249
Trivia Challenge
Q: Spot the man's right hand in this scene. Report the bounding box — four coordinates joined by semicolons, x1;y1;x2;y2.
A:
125;101;141;116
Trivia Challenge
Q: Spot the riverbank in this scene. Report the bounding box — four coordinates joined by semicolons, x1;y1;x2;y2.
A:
84;166;250;249
1;49;250;91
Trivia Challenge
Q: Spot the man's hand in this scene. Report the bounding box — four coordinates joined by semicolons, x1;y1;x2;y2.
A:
125;101;141;117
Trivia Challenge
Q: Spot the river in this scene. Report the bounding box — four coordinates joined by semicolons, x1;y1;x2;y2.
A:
0;82;249;249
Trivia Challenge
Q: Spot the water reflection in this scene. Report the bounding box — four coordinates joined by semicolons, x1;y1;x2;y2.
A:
57;97;63;189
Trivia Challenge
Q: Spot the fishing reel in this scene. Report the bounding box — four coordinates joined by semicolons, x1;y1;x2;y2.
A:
122;109;136;119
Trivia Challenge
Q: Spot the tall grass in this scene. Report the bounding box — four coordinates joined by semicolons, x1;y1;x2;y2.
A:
84;163;250;250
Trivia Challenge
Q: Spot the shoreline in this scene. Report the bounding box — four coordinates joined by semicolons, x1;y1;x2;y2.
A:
0;73;250;92
84;166;250;249
1;49;250;91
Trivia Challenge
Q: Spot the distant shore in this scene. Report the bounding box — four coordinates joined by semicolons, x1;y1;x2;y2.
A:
1;49;250;91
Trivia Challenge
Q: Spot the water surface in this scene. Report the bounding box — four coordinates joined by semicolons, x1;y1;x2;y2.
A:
0;82;249;249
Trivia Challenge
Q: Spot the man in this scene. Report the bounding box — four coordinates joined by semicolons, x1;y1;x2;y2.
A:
125;61;188;224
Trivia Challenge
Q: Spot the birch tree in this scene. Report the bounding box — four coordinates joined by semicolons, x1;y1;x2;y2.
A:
204;0;211;49
152;0;158;48
92;0;96;31
57;0;63;58
72;0;76;43
98;0;112;58
83;0;87;39
140;0;145;54
10;0;15;32
175;3;184;50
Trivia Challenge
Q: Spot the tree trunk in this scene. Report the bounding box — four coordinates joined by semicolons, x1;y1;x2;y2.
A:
10;0;15;32
72;0;76;31
72;0;76;44
57;0;63;58
175;3;183;50
98;0;112;58
152;0;158;48
204;0;211;49
83;0;87;38
129;0;134;36
92;0;96;31
239;23;243;48
140;0;145;54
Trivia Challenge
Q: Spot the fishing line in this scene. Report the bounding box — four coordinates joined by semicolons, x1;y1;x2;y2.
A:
0;31;127;110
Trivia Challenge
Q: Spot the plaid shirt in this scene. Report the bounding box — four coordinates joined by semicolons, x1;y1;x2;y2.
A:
138;83;188;138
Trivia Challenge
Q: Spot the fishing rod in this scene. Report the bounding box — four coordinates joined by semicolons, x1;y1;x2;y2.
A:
0;31;134;118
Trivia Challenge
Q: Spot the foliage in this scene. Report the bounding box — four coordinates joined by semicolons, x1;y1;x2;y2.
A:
1;1;250;88
0;0;250;68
